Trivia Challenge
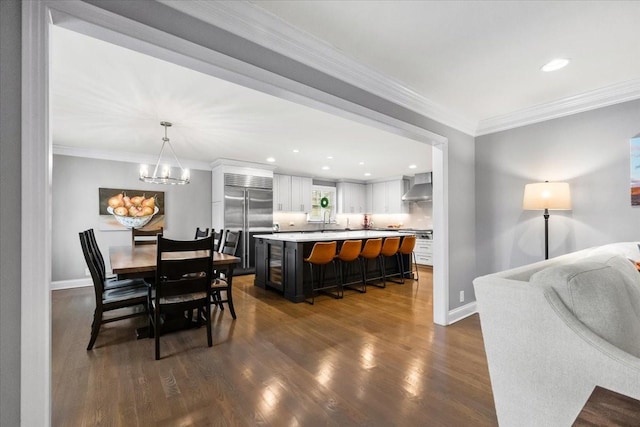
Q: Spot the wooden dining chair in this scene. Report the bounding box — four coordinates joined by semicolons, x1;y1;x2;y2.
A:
149;235;215;360
211;230;241;316
194;227;209;239
79;231;148;350
131;226;163;246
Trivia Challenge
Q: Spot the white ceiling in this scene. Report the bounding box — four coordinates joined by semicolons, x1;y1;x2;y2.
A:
252;0;640;127
51;26;431;182
52;1;640;181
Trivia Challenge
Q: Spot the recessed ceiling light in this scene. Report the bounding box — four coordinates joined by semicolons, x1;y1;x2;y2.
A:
292;149;299;153
364;172;371;177
359;162;365;166
266;157;275;162
409;164;417;169
327;156;333;160
322;166;330;170
541;58;570;72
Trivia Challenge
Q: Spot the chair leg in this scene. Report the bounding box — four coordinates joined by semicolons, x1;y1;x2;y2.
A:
412;252;420;281
87;309;102;350
226;288;237;319
155;307;161;360
205;305;212;347
332;261;343;298
359;258;366;293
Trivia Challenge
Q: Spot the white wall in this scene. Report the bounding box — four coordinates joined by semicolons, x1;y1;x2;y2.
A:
476;99;640;275
52;155;211;282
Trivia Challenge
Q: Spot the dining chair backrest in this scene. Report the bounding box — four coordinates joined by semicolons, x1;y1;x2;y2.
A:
132;227;163;246
79;231;106;298
84;229;106;280
195;227;210;239
155;235;215;299
219;230;242;256
212;229;224;252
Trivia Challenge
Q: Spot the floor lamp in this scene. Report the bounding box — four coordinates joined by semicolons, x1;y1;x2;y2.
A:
523;181;572;259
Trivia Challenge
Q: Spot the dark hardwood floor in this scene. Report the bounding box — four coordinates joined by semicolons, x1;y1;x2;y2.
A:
52;267;497;426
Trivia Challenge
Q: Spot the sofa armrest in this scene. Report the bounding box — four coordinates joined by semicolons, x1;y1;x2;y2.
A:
474;276;640;427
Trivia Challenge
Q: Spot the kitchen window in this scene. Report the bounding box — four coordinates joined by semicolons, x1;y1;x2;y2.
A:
308;185;336;222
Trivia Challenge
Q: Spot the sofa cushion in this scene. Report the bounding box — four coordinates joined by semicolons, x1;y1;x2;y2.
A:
530;259;640;357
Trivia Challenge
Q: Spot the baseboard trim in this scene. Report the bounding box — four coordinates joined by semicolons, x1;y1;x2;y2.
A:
51;278;92;291
448;301;477;324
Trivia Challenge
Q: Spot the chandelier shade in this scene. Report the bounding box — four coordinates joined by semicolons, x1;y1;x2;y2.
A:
139;121;190;185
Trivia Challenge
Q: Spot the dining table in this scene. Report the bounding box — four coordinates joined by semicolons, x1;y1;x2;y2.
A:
109;245;240;280
109;244;241;338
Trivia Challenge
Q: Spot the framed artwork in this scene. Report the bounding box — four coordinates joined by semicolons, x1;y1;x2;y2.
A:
631;136;640;206
99;187;165;231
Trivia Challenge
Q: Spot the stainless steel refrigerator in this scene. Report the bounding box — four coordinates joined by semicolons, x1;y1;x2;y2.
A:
223;174;273;274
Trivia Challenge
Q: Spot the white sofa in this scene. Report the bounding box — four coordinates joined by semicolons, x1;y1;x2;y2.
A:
473;242;640;426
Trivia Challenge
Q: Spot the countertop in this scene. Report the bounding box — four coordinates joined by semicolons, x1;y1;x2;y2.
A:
254;230;415;243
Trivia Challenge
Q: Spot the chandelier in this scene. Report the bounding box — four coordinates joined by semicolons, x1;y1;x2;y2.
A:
139;121;190;185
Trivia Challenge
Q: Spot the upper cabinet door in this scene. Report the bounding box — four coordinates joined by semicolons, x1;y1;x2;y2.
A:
369;179;408;214
291;176;312;213
273;174;291;211
337;182;366;214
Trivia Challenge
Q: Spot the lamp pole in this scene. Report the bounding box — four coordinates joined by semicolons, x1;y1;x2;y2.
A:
543;208;549;260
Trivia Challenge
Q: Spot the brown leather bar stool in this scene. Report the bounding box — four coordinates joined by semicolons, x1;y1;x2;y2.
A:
334;240;365;294
359;238;383;288
379;236;401;284
399;235;418;283
387;235;418;284
304;241;340;304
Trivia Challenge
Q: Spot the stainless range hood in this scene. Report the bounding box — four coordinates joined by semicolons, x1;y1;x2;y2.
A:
402;172;432;201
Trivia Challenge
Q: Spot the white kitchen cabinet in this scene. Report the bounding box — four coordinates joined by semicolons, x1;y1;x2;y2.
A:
337;182;366;214
274;174;312;212
290;176;313;212
273;174;291;211
365;184;373;213
414;239;433;266
369;179;409;214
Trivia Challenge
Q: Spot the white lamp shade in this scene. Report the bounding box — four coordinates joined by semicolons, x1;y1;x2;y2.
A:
523;182;572;210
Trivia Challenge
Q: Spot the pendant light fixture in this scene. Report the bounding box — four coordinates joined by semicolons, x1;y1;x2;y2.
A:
139;121;190;185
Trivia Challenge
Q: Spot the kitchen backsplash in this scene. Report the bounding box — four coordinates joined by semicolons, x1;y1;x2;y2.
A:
273;201;432;231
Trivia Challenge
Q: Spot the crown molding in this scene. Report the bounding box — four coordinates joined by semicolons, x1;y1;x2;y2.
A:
159;0;477;136
477;79;640;136
53;145;212;171
162;1;640;137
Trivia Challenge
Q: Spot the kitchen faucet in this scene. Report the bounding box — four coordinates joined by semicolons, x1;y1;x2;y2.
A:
323;210;330;230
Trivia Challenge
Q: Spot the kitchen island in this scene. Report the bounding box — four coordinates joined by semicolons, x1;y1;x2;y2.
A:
254;230;415;302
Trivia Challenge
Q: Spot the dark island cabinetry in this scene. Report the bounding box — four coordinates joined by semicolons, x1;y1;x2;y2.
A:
254;231;415;303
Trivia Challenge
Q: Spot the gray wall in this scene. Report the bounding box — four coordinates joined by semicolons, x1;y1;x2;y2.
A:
53;155;212;282
0;0;21;425
0;0;21;426
476;99;640;275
